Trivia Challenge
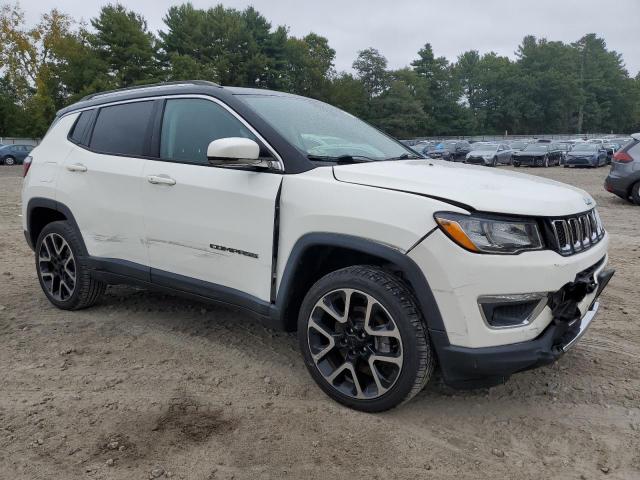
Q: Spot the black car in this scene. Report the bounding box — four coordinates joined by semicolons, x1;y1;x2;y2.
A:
426;140;471;161
564;143;608;168
512;143;562;167
0;144;34;165
605;133;640;204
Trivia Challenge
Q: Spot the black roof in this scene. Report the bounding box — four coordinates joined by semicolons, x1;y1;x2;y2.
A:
56;81;300;117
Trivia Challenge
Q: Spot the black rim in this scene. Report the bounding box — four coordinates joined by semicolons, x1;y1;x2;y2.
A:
307;288;403;399
38;233;76;301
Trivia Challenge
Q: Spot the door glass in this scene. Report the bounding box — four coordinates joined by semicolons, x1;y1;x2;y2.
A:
160;99;256;164
90;101;154;156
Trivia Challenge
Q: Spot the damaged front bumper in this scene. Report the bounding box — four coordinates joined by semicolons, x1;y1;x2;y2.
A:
433;266;615;389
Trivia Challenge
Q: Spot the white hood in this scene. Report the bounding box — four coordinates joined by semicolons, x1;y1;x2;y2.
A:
333;159;595;217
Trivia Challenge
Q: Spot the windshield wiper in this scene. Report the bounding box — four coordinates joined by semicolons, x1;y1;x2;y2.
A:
385;152;421;161
307;154;373;164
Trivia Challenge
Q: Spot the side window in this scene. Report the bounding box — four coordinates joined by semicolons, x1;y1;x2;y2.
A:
69;110;94;145
89;101;154;156
160;98;257;164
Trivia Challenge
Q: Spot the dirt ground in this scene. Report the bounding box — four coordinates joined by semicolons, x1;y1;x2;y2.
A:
0;163;638;480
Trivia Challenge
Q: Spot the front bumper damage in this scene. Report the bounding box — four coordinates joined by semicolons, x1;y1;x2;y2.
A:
433;265;615;389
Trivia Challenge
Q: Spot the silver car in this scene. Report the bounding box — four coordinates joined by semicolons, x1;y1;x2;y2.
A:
464;143;513;167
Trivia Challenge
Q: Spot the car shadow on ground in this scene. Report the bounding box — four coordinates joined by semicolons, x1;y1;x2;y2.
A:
92;284;569;411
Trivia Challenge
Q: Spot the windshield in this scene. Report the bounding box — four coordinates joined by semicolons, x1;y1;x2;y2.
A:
471;143;497;152
572;144;597;152
238;94;415;161
522;144;548;152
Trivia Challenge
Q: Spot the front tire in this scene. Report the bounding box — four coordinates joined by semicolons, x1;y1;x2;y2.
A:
4;156;15;166
543;156;549;168
298;266;434;412
513;160;521;167
631;182;640;206
35;221;106;310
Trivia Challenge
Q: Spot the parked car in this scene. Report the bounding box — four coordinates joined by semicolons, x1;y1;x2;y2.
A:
609;137;632;148
410;141;435;156
22;81;613;412
507;140;529;152
564;143;608;168
554;143;571;164
512;143;562;167
426;140;471;161
464;143;512;166
0;144;33;165
602;142;620;164
605;133;640;204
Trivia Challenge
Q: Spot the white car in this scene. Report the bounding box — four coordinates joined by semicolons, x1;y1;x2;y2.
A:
21;81;614;412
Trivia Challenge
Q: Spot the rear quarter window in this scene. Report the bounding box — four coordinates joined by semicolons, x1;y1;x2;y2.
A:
89;101;154;156
68;110;95;145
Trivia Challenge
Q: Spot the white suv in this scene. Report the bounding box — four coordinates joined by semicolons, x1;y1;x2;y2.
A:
22;81;614;412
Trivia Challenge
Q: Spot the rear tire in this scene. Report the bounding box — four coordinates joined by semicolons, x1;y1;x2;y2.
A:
298;266;434;412
35;221;106;310
631;182;640;206
513;160;520;167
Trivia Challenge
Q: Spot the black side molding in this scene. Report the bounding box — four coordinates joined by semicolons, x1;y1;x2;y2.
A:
273;232;447;334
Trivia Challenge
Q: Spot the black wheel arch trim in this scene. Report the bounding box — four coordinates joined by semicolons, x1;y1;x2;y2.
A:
26;197;88;255
273;232;448;335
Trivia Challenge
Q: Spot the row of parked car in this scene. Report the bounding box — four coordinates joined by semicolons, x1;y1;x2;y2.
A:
404;137;631;168
0;144;35;165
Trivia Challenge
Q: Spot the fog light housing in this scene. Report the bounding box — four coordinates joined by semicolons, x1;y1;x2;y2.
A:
478;293;548;329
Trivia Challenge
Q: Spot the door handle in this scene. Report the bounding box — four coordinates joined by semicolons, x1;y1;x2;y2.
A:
147;175;176;186
66;163;87;172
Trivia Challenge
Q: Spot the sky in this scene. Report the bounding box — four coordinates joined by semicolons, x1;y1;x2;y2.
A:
18;0;640;76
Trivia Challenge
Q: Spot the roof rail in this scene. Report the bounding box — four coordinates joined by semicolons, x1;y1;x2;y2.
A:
79;80;220;102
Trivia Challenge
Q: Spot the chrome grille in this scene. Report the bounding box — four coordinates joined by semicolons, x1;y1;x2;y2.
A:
550;209;604;255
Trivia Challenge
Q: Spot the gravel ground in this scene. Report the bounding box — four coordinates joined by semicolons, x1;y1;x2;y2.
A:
0;164;638;480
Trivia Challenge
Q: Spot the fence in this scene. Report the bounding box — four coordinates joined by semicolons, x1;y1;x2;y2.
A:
0;137;41;146
406;133;624;143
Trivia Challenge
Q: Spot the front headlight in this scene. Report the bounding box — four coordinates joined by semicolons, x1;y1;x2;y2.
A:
483;155;493;160
434;212;544;254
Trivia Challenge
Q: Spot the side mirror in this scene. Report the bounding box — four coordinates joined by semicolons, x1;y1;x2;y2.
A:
207;137;262;167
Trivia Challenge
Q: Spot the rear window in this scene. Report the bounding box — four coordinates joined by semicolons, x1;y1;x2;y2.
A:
89;102;154;156
69;110;94;145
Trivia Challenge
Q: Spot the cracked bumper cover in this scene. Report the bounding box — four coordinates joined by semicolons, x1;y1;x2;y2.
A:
433;268;615;389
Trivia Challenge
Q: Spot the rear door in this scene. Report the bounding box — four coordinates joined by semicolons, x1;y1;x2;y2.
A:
55;101;154;271
140;96;282;302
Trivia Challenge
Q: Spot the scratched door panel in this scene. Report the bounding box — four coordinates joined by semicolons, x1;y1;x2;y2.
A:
141;159;281;301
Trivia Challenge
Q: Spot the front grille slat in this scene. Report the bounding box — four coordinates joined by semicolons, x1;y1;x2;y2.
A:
548;209;604;256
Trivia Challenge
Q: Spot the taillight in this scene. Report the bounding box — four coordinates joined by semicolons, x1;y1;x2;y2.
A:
613;150;633;163
23;156;32;177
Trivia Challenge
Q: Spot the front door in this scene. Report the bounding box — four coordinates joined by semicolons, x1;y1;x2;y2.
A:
141;97;282;302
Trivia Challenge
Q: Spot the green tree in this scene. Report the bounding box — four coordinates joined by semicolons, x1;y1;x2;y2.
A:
352;48;389;99
368;71;427;138
90;4;159;88
411;43;470;135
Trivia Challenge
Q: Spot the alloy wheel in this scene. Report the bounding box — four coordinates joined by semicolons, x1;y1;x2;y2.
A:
307;288;403;399
5;157;15;166
38;233;76;301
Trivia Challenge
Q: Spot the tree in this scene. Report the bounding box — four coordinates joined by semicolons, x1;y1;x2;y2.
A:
368;71;427;138
411;43;470;135
0;4;78;134
90;4;159;88
352;48;388;99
